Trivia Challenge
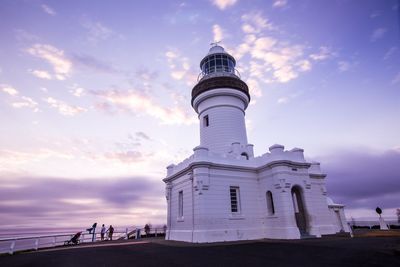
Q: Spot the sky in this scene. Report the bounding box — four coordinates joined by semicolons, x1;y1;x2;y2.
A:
0;0;399;231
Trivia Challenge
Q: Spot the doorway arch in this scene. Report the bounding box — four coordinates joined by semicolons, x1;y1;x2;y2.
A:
291;186;308;235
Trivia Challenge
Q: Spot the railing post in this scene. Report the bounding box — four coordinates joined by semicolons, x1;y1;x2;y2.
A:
35;238;39;250
155;228;157;237
53;236;57;247
9;240;15;255
125;228;129;239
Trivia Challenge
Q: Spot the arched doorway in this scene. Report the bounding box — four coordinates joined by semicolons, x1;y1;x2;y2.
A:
291;186;308;235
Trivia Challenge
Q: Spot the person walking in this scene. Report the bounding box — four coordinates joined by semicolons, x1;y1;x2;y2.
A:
108;225;114;241
100;224;106;241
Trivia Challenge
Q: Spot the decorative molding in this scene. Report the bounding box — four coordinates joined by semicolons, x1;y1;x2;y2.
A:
309;173;327;179
163;159;313;183
303;179;311;189
274;178;291;192
193;169;210;195
320;185;327;195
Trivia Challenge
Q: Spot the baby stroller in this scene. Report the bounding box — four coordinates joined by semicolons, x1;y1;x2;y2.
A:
64;231;82;246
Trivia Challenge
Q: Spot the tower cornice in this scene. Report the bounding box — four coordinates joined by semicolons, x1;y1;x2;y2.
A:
191;76;250;106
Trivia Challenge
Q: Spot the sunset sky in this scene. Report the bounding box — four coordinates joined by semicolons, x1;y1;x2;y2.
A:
0;0;399;230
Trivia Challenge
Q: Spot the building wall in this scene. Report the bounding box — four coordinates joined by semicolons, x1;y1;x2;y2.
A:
166;160;349;243
191;167;263;242
166;173;194;242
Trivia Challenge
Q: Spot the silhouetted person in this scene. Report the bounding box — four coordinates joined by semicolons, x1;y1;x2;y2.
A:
86;222;97;242
101;224;106;241
108;225;114;241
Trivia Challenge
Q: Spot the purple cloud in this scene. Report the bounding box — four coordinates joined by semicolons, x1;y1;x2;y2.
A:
322;149;400;210
71;54;122;74
0;176;165;228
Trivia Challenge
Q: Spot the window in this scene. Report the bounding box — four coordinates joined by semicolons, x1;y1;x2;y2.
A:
178;191;183;218
203;115;209;127
241;152;249;160
201;54;235;75
230;186;241;213
266;191;275;215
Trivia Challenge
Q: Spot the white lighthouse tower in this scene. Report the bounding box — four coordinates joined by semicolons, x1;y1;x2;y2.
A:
192;45;252;156
163;45;350;243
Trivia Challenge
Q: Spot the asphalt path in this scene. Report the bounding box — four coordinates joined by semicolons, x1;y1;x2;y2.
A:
0;237;399;267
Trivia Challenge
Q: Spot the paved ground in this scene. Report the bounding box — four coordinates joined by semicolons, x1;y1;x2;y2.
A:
0;236;399;267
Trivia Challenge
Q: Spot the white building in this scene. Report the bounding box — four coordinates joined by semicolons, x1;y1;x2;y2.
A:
163;45;350;243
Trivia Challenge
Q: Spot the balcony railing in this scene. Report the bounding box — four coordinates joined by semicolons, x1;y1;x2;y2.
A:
197;68;241;81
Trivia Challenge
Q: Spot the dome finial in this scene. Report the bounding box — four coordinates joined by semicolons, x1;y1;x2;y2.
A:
210;40;221;47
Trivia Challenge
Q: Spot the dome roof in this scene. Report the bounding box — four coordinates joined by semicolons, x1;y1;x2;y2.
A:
207;45;227;55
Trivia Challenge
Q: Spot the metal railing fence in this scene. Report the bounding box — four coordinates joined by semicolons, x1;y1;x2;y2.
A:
0;227;166;255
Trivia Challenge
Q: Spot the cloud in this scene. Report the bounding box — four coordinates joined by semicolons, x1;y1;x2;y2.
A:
0;175;165;228
321;149;400;213
27;44;72;80
14;29;40;42
69;84;85;97
135;132;150;140
11;96;39;111
211;0;237;10
246;78;262;98
71;54;121;74
104;150;143;163
93;89;197;125
165;49;197;86
1;84;39;112
222;11;342;99
272;0;288;8
369;10;381;19
241;12;274;34
276;91;302;105
370;27;387;42
229;12;324;86
277;97;289;104
212;24;224;42
0;149;73;171
296;59;311;72
30;69;52;80
391;72;400;85
135;68;158;82
44;97;87;116
338;61;350;72
309;46;336;61
1;84;19;96
251;42;308;83
41;4;56;16
383;46;397;60
81;19;117;44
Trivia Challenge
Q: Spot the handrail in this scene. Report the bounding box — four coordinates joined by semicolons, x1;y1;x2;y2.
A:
0;233;73;242
0;227;166;255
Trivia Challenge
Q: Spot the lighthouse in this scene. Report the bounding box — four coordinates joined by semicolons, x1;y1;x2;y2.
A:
163;45;350;243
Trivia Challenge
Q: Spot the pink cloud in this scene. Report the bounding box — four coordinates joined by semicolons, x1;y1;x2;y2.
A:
93;89;196;125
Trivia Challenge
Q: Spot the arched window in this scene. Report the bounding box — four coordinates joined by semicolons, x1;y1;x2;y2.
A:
266;191;275;215
241;152;249;160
